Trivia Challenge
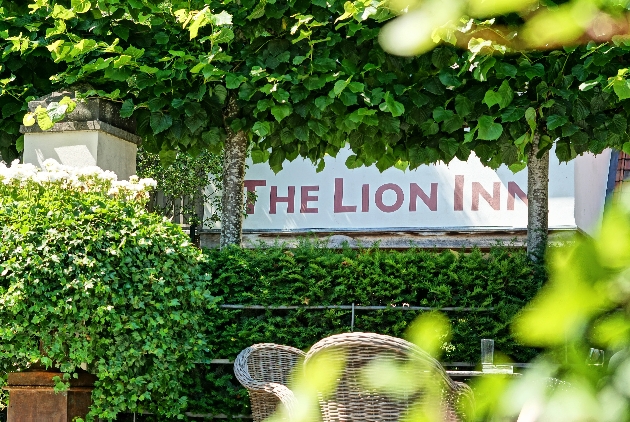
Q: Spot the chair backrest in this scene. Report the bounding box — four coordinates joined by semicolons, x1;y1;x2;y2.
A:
235;343;306;386
234;343;306;422
303;332;461;422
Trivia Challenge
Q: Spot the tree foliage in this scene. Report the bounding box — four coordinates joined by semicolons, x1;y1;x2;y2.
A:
3;0;630;175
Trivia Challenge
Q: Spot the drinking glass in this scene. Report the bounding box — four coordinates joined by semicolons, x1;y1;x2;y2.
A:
481;339;495;366
587;348;605;366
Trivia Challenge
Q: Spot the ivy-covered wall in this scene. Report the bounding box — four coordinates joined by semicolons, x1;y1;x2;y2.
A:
181;243;547;418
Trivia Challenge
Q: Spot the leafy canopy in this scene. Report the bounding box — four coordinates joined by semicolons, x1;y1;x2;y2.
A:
5;0;630;175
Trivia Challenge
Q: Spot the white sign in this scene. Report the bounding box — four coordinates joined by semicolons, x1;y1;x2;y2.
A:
205;147;577;231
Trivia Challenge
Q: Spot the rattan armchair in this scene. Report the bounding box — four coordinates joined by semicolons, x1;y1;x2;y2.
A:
304;332;475;422
234;343;306;422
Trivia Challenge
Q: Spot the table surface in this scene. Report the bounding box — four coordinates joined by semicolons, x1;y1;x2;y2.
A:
446;370;522;377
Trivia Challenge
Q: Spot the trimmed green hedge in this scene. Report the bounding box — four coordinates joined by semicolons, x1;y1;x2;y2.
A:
182;242;547;418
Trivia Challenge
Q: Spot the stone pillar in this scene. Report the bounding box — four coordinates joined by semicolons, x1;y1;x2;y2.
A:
10;91;139;421
19;91;141;180
3;370;97;422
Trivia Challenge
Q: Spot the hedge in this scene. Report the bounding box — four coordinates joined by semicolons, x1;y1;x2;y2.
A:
178;242;547;419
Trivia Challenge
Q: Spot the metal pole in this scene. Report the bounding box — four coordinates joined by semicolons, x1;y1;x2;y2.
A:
351;303;355;332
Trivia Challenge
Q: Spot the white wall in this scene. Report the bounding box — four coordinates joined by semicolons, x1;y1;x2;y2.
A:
574;150;612;236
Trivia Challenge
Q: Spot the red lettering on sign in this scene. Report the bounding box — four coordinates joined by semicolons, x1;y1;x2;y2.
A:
270;186;295;214
334;178;357;213
362;184;370;212
375;183;404;213
454;175;464;211
300;186;319;213
409;183;438;212
507;181;528;210
243;180;267;214
472;182;500;211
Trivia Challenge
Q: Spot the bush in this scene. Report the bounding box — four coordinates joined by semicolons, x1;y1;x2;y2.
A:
0;160;214;421
185;242;547;417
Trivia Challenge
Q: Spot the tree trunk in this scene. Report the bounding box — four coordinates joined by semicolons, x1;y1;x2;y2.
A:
220;96;247;248
527;132;550;262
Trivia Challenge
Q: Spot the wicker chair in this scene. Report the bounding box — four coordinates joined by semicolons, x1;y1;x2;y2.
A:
304;332;475;422
234;343;306;422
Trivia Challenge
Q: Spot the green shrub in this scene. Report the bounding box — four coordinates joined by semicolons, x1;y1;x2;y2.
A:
186;242;546;417
0;160;214;421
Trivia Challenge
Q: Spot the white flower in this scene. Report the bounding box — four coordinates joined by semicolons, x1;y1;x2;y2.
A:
139;178;158;189
99;170;118;181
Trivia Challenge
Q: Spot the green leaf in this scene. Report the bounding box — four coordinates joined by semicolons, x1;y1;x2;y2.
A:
572;100;590;120
269;148;285;170
214;85;228;104
555;141;576;162
71;0;91;13
345;154;363;169
139;65;159;74
610;114;627;135
271;104;292;122
333;80;349;96
477;116;503;140
294;126;309;142
483;90;502;108
225;74;246;89
509;162;527;173
35;106;54;131
613;79;630;100
495;62;517;78
250;147;268;163
525;107;537;132
123;46;144;59
15;135;24;153
252;121;271;137
339;91;357;106
455;95;473;117
150;113;173;134
376;152;396;172
113;55;132;68
546;115;568;131
483;80;513;110
380;92;404;117
189;9;211;40
159;149;177;167
304;76;326;90
431;47;455;69
562;124;579;137
524;63;545;79
442;114;464;134
420;120;439;136
202;128;222;147
247;0;267;20
348;82;364;93
2;102;21;119
439;138;459;157
154;32;169;44
501;107;525;123
22;113;36;127
185;115;205;133
308;120;328;137
433;107;454;123
439;71;462;88
52;4;75;20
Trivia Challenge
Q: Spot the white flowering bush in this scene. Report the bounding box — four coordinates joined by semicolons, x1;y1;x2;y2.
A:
0;159;157;202
0;159;214;421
